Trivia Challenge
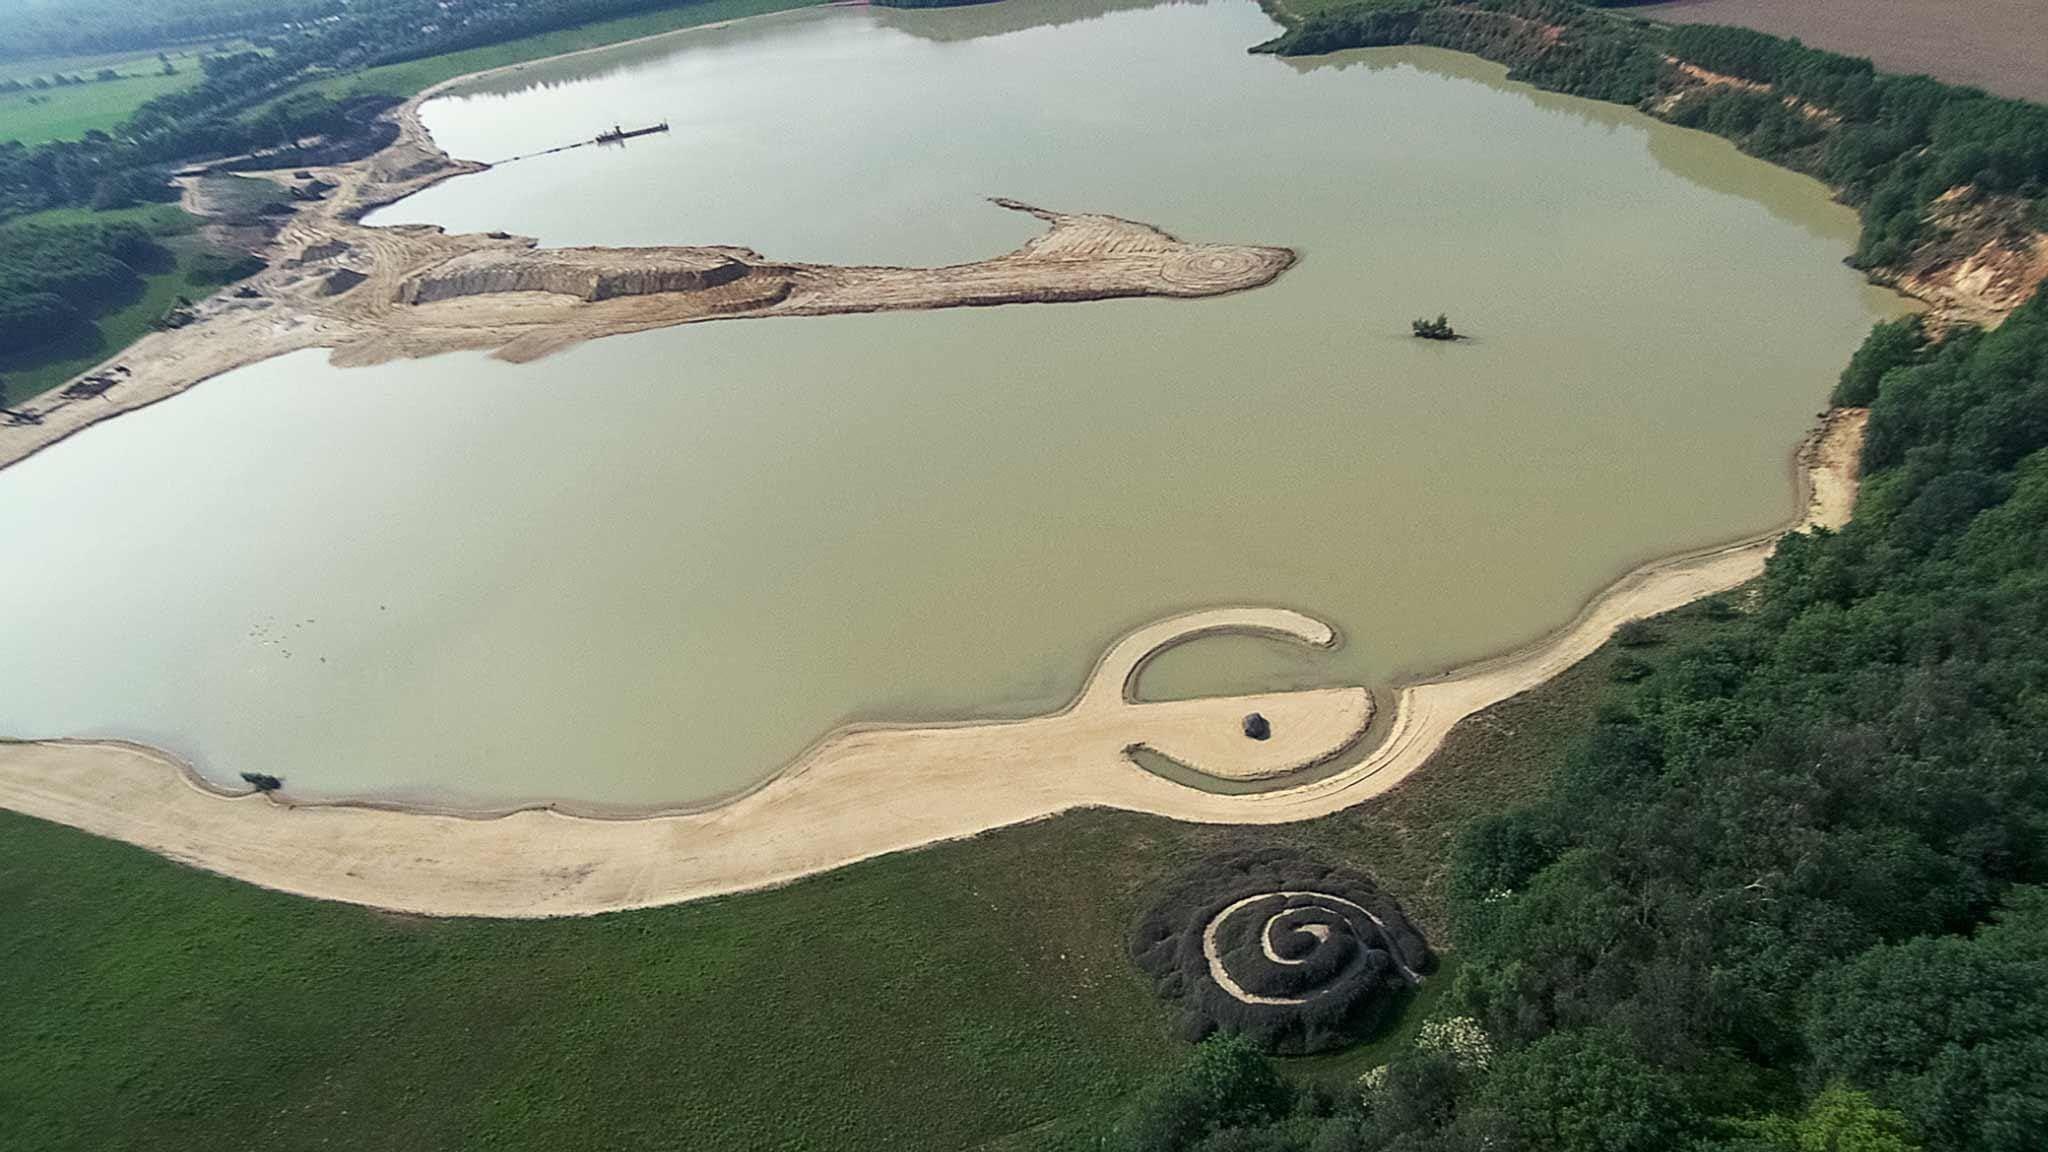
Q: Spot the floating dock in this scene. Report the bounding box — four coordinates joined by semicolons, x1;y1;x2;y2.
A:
595;121;670;146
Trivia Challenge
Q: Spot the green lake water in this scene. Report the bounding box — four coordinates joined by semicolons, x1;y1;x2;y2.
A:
0;0;1907;807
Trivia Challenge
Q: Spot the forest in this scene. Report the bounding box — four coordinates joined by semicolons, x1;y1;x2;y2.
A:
0;221;172;357
1098;287;2048;1151
1259;0;2048;268
0;0;340;62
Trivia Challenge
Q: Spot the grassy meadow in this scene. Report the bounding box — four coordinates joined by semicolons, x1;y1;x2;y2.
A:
0;72;199;146
0;45;227;146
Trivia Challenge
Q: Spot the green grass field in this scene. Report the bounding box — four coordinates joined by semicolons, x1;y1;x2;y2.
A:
0;71;201;146
0;44;222;86
0;600;1700;1151
0;43;234;146
316;0;831;101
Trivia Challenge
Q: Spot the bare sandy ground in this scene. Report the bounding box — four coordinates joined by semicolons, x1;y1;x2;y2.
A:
0;412;1868;917
0;80;1291;472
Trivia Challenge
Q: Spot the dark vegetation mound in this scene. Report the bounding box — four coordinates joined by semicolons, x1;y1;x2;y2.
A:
1130;849;1430;1054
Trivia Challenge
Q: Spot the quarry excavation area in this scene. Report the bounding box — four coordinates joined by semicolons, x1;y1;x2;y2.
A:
0;83;1293;472
0;412;1870;917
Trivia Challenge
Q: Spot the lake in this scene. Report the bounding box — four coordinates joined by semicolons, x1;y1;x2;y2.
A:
0;0;1906;808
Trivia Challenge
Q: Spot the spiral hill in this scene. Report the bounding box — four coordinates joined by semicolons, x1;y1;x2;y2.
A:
1157;245;1293;295
1131;849;1429;1053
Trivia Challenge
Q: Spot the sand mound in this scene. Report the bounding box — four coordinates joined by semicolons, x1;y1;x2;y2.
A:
1158;247;1289;294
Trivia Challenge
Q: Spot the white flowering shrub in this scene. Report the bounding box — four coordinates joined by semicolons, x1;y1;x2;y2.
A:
1415;1016;1493;1073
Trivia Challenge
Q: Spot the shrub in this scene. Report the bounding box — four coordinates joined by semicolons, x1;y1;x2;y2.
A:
1833;313;1928;407
1111;1033;1293;1152
1608;655;1653;683
1613;619;1661;648
186;251;266;286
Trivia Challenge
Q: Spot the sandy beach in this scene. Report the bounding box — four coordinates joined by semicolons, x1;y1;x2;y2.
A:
0;410;1868;917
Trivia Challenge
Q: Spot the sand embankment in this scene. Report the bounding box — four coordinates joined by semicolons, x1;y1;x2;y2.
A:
0;80;1291;471
0;411;1868;918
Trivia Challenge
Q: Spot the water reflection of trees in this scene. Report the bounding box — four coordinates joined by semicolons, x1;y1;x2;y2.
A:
871;0;1183;44
1286;44;1854;239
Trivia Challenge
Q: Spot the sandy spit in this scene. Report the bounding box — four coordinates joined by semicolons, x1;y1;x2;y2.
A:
0;411;1868;918
0;55;1292;472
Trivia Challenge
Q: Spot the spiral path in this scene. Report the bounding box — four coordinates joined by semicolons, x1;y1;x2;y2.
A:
1130;850;1430;1052
1202;889;1424;1007
1157;246;1291;295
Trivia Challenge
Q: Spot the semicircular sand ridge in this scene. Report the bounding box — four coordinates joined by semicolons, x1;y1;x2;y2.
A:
0;406;1864;919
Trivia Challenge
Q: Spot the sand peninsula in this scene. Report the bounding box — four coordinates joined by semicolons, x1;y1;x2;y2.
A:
0;72;1293;473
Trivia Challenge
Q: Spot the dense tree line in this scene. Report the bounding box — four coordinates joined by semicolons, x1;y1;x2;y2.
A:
0;52;381;221
1259;0;2048;268
0;67;168;95
0;0;342;62
0;221;170;356
1101;288;2048;1150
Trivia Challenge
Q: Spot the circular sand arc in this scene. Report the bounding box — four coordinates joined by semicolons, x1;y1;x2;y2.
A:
1156;246;1285;294
0;411;1869;918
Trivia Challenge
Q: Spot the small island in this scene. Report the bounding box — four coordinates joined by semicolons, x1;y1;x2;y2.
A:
1411;313;1459;340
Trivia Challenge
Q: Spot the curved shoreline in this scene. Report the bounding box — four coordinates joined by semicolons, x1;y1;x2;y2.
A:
0;12;1893;915
0;410;1867;917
